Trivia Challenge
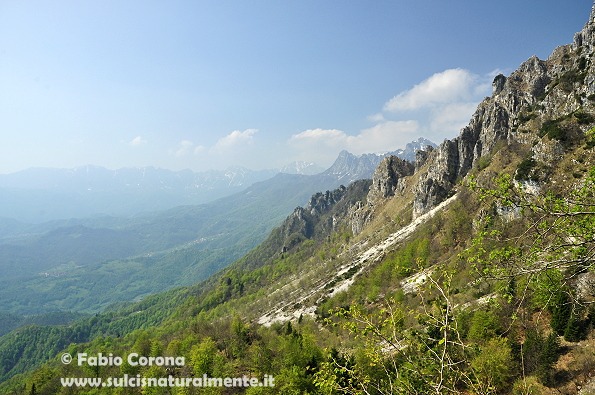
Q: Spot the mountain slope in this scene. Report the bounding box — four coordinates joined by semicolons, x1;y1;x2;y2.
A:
4;7;595;395
0;142;435;316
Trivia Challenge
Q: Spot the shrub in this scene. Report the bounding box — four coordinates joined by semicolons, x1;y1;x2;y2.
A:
511;376;547;395
573;109;594;124
515;157;537;181
471;337;515;393
540;119;567;143
586;126;595;148
467;310;501;343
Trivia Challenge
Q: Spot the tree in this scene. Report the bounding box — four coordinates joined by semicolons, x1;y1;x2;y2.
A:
467;167;595;280
189;337;221;376
314;273;478;395
550;287;572;335
464;166;595;388
471;337;514;394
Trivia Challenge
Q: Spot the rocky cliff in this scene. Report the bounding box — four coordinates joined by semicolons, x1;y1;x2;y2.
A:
411;4;595;217
254;4;595;258
280;180;371;251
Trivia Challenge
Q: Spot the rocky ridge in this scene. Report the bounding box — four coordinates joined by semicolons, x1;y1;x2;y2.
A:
258;3;595;326
410;4;595;217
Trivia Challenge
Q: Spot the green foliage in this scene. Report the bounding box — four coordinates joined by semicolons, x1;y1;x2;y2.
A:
471;337;514;394
0;287;188;383
382;237;430;279
3;138;595;395
476;154;493;171
573;109;595;124
586;126;595;148
511;376;547;395
552;69;586;92
189;337;223;376
539;119;567;142
515;156;538;181
469;166;595;281
465;164;595;388
549;288;572;336
529;269;563;310
467;309;501;344
522;329;560;385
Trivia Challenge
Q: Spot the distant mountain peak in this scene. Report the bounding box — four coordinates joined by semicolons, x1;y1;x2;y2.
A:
321;138;436;184
279;161;324;175
391;138;437;162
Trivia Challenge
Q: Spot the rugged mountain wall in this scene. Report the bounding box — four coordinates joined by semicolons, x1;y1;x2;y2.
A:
348;156;414;234
289;3;595;236
367;156;415;205
412;4;595;217
279;180;372;251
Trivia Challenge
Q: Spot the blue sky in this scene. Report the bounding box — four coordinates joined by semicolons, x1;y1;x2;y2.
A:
0;1;591;173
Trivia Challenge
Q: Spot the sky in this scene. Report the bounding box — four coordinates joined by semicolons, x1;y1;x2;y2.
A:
0;1;592;174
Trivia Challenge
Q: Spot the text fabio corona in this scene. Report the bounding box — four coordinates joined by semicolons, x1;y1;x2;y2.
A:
69;352;185;367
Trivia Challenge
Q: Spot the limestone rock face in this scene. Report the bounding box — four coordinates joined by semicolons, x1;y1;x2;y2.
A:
280;180;371;249
415;146;433;172
573;4;595;53
283;206;313;242
348;200;371;235
346;156;414;235
492;74;507;95
368;156;414;206
411;5;595;217
307;186;347;216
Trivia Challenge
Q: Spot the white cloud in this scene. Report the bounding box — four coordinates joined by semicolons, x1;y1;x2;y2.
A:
367;112;386;123
129;135;147;147
288;129;348;166
290;128;346;147
384;68;479;112
377;68;496;142
174;140;195;157
351;120;419;153
430;102;479;134
288;121;419;163
214;129;257;150
286;68;499;167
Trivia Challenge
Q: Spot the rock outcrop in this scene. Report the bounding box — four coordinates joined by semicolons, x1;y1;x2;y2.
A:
412;4;595;217
347;156;414;234
307;186;347;216
280;180;371;250
367;156;414;206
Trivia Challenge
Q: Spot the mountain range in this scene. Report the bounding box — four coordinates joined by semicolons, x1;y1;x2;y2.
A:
0;138;435;224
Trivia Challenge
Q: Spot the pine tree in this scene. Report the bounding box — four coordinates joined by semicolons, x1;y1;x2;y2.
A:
550;289;571;335
564;311;583;342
